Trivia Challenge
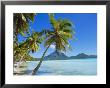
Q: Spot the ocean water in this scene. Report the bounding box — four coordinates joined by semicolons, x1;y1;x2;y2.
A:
26;58;97;75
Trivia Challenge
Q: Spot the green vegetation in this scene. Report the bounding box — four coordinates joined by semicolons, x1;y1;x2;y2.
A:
31;14;74;75
13;13;75;75
14;13;37;63
13;13;43;73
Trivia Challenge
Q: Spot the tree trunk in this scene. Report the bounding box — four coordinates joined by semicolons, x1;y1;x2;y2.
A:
14;57;24;74
31;45;50;75
16;57;23;69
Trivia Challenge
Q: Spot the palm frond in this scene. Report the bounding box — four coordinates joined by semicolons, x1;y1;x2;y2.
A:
14;13;36;36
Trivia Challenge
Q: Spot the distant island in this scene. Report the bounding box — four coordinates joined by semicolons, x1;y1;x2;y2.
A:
31;51;97;61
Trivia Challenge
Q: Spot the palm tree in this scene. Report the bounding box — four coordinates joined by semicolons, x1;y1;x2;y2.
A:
32;14;75;75
13;13;36;62
14;13;36;36
13;13;45;74
13;13;40;63
14;31;43;69
13;13;36;50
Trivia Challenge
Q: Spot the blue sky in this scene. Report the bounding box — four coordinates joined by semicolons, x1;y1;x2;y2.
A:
18;13;97;58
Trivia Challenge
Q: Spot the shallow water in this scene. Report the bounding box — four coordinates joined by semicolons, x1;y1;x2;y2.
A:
26;58;97;75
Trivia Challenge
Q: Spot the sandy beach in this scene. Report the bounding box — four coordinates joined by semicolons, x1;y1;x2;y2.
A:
13;62;28;75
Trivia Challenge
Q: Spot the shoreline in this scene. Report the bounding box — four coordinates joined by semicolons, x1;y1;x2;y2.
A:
13;62;28;75
26;58;97;62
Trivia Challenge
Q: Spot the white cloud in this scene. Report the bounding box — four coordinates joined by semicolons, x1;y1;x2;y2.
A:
50;45;55;49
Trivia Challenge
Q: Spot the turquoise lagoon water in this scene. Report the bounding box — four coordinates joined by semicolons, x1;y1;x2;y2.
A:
26;58;97;75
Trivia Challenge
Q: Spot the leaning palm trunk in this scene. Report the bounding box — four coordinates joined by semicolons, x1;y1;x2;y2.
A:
31;45;50;75
14;56;24;74
16;58;23;69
